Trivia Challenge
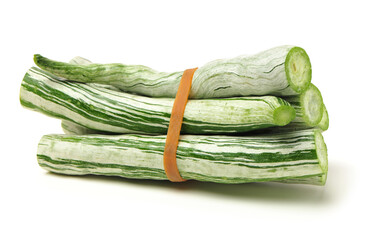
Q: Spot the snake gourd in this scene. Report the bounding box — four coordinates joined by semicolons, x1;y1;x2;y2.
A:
34;46;312;99
38;129;327;185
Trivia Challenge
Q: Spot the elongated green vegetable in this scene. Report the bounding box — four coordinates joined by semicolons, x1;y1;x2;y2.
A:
59;73;327;135
20;67;295;135
37;129;327;185
34;46;312;98
59;120;328;185
62;83;329;134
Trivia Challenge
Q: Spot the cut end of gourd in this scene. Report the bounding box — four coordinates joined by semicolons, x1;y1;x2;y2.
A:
319;174;327;186
285;47;312;93
300;84;324;126
318;105;329;131
273;105;296;126
314;130;328;184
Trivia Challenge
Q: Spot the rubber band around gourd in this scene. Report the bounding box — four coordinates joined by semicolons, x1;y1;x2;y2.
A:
163;68;198;182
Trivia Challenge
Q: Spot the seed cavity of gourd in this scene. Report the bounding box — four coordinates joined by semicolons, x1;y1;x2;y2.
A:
293;62;297;72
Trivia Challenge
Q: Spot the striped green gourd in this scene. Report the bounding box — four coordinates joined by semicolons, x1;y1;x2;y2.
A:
62;84;329;134
34;45;312;99
37;129;328;185
59;120;328;185
20;67;295;135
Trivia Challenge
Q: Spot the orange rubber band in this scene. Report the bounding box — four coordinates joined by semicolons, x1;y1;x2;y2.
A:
163;68;198;182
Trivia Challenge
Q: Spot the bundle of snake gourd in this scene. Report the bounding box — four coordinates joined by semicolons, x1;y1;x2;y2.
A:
20;45;329;185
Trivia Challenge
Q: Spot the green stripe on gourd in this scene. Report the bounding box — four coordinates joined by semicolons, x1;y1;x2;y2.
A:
20;67;295;135
69;57;124;92
34;46;311;99
37;129;327;185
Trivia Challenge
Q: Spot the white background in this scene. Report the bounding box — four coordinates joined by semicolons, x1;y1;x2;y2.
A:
1;0;372;239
